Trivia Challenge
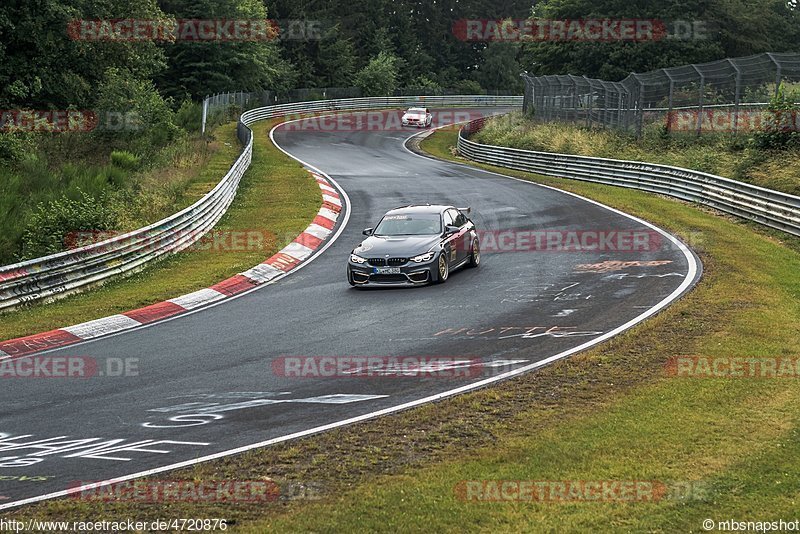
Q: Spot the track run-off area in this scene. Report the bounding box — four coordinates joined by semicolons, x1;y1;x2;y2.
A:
0;108;699;509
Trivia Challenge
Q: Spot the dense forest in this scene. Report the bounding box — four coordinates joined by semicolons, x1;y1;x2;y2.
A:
2;0;799;112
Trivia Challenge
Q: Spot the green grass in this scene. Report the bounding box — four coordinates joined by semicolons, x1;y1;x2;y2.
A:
0;120;320;341
7;127;799;533
472;112;800;196
0;128;224;264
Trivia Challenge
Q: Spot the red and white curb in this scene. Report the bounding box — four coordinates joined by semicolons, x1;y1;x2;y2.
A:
0;172;342;361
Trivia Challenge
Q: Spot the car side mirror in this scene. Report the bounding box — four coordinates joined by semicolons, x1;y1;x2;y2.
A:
363;228;374;236
445;225;459;236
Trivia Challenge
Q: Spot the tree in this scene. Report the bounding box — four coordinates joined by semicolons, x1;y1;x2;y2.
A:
354;51;399;96
0;0;167;109
517;0;800;80
155;0;296;100
472;42;524;91
314;26;358;87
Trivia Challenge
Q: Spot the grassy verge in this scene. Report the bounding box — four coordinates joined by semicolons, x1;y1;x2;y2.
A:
0;124;221;264
473;112;800;196
8;129;799;532
0;120;320;341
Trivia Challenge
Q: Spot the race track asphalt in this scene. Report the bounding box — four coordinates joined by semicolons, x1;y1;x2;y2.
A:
0;108;700;508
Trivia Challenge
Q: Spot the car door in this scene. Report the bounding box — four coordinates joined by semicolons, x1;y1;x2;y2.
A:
441;209;457;264
454;209;473;263
445;208;467;263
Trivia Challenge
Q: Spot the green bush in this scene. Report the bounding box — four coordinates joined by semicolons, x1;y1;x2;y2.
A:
752;86;800;150
174;100;202;132
110;150;140;171
354;52;399;96
92;67;182;157
0;130;37;163
20;190;118;259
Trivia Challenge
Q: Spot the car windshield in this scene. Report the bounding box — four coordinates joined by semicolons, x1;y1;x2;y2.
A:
407;108;426;114
374;213;441;236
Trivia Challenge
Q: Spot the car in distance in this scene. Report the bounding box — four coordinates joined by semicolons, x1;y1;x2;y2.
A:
401;107;433;128
347;204;479;286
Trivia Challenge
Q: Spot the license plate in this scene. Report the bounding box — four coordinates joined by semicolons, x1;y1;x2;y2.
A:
373;267;401;274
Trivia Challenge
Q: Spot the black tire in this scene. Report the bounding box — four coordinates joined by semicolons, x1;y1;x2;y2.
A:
434;253;449;284
467;239;480;268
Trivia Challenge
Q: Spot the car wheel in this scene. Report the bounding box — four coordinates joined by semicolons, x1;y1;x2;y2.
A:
468;239;480;268
434;253;449;284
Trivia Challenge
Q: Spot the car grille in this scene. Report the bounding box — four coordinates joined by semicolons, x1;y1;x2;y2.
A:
371;274;407;283
367;258;407;266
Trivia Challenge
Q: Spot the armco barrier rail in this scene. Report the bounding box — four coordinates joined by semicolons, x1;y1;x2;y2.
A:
457;118;800;238
0;95;521;311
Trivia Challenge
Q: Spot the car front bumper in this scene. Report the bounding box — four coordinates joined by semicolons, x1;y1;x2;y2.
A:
348;259;436;286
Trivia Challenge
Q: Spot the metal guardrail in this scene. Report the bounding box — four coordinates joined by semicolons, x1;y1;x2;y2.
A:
0;95;522;311
457;118;800;238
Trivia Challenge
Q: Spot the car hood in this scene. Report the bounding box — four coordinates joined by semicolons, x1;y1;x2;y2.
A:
403;113;425;119
353;235;440;257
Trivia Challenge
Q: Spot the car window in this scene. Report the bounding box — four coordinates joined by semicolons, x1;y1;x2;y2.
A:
374;213;442;236
454;211;468;227
443;210;455;228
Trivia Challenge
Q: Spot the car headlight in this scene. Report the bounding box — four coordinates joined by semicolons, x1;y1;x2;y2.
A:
350;253;367;264
411;252;434;263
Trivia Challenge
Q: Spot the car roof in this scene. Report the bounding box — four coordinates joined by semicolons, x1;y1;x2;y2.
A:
385;204;452;215
407;107;427;111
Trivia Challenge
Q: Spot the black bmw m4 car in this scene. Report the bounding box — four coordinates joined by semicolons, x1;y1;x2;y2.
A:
347;204;480;286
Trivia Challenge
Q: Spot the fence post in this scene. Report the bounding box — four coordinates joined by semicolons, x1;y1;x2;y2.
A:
201;96;208;134
584;77;593;127
664;69;674;133
691;65;704;135
728;59;742;134
767;52;782;97
631;74;644;139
